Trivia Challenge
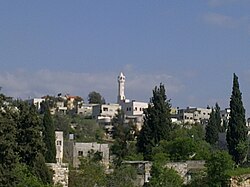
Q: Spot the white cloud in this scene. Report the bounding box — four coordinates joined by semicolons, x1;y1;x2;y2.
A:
204;12;238;28
0;69;184;103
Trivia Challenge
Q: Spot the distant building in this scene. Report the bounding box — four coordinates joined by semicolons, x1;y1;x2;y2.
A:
92;103;121;120
46;131;68;187
77;103;97;116
166;160;205;184
122;161;152;186
27;98;45;111
174;107;212;124
66;142;110;168
55;131;64;164
117;72;148;130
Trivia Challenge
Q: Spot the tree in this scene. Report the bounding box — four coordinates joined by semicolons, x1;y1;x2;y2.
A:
69;157;106;187
137;83;172;160
88;91;105;104
106;165;137;187
215;103;222;132
205;108;219;145
0;98;19;186
226;73;248;165
16;102;45;165
148;163;183;187
111;109;137;165
206;150;234;187
43;105;56;163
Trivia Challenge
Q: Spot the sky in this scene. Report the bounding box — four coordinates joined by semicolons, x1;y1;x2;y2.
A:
0;0;250;115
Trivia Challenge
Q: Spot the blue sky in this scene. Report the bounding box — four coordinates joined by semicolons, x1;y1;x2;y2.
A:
0;0;250;115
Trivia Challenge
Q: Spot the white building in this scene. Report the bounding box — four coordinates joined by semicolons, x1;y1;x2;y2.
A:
27;98;45;111
92;103;121;120
55;131;64;164
175;107;212;124
77;103;97;116
47;131;68;187
117;72;148;117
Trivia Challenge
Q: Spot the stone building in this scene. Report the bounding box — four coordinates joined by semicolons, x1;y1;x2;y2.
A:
47;131;69;187
166;160;206;184
65;142;110;168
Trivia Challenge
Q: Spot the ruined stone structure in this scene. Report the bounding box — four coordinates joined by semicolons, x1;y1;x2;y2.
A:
230;174;250;187
122;161;152;186
66;141;110;168
46;131;69;187
166;160;205;184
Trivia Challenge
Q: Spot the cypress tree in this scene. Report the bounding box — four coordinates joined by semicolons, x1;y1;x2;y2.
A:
17;102;45;165
0;95;19;185
43;105;56;163
137;83;172;160
226;73;248;164
215;103;222;132
205;108;219;145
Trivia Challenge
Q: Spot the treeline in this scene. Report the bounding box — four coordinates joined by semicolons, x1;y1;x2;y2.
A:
109;73;249;186
0;94;55;186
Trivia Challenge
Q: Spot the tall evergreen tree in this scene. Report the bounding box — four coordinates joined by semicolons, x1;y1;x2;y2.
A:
205;104;220;145
111;109;136;165
0;96;19;186
137;83;172;160
43;105;56;163
215;103;222;132
226;73;248;164
16;102;45;165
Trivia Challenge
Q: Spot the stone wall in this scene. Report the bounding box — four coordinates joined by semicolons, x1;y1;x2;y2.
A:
166;160;205;184
47;163;69;187
230;174;250;187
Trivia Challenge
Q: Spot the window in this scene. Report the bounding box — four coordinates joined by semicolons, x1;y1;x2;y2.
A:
135;107;137;111
78;151;83;157
103;107;108;111
57;141;62;146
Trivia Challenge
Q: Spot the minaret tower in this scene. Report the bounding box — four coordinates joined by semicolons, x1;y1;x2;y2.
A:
117;72;126;104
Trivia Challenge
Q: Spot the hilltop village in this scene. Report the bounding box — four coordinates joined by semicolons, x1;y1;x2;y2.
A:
1;72;250;187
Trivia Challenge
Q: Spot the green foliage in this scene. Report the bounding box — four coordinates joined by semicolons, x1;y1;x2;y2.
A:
226;73;248;165
137;84;172;160
148;163;183;187
16;101;45;165
206;150;234;187
88;91;105;104
15;163;52;187
205;108;219;145
71;117;105;142
0;95;52;186
215;103;223;132
184;171;208;187
0;100;19;186
69;157;106;187
31;153;53;185
152;124;211;162
43;106;56;163
53;113;71;139
111;109;138;165
227;167;250;176
107;165;138;187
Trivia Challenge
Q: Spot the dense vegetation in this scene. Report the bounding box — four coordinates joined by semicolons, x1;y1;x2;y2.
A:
1;73;250;187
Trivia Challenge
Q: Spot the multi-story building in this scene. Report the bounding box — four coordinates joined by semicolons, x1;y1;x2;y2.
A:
174;107;212;124
116;72;148;130
92;103;121;120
